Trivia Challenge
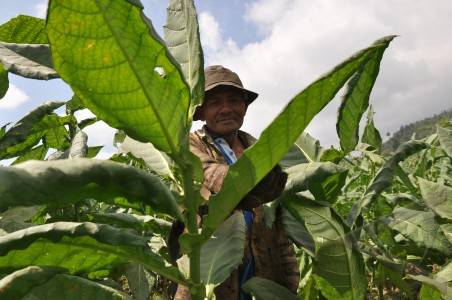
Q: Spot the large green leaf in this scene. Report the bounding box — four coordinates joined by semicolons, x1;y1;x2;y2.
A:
280;132;324;168
203;36;396;236
164;0;204;117
118;135;175;180
241;277;298;300
0;222;186;284
283;195;366;299
0;158;182;220
0;42;57;79
200;212;246;298
0;64;7;99
0;266;65;299
84;212;172;237
361;105;382;151
11;144;48;165
46;0;190;155
437;126;452;158
0;15;48;44
281;208;315;256
386;207;451;255
124;263;150;300
26;273;131;300
440;224;452;243
337;36;394;153
284;162;348;203
0;101;68;160
348;140;427;226
42;115;71;150
418;178;452;220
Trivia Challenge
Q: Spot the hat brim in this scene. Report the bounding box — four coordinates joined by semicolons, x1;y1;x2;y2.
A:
193;83;258;121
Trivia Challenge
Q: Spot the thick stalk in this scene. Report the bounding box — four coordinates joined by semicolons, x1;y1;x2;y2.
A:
180;162;202;299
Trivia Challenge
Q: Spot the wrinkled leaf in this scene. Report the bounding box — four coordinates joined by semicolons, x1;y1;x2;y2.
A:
200;212;246;297
408;275;451;298
0;158;182;220
11;144;47;165
164;0;204;117
68;130;88;158
204;36;395;236
242;277;298;300
361;105;382;151
281;208;315;256
0;101;66;160
0;266;66;299
337;36;394;153
348;140;427;226
436;262;452;283
284;162;348;203
47;0;190;155
42;115;71;150
280;132;323;168
313;275;353;300
118;136;174;180
437;126;452;158
0;64;7;99
78;117;97;129
418;178;452;220
124;263;149;300
0;222;186;284
283;195;366;298
440;224;452;244
387;207;451;255
0;42;57;79
84;212;172;237
0;15;47;44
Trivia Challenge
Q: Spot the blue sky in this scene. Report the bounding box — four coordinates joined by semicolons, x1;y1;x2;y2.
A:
1;0;452;161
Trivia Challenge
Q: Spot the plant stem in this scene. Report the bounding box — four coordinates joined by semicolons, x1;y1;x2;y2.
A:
180;161;202;299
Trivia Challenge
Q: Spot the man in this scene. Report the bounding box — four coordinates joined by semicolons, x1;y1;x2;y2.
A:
173;65;299;299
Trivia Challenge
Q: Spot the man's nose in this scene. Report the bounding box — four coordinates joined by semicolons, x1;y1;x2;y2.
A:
218;101;233;113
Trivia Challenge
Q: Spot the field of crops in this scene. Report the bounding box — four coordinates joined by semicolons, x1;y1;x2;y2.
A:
0;1;451;299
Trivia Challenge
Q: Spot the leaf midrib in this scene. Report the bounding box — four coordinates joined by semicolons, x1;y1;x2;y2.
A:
94;0;178;155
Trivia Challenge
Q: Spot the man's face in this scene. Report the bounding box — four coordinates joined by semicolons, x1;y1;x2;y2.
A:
200;86;247;136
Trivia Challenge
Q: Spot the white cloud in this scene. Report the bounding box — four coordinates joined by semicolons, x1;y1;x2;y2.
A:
0;84;29;110
33;1;48;19
200;0;452;146
74;109;116;147
199;12;223;52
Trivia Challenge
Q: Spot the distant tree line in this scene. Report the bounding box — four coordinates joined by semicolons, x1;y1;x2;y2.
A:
382;109;452;153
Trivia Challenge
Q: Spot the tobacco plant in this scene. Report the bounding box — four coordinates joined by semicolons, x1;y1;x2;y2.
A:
0;0;450;299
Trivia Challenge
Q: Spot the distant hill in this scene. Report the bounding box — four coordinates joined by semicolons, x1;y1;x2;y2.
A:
382;109;452;153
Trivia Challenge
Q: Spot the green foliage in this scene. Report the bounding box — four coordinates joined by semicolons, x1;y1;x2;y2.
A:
0;42;57;79
46;0;190;155
3;1;448;299
164;0;205;117
0;158;182;219
361;105;382;151
200;213;246;297
337;37;393;153
0;63;8;99
283;195;366;299
0;15;47;44
242;277;299;300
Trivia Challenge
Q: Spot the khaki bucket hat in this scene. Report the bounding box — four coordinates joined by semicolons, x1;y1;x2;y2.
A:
193;65;258;121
